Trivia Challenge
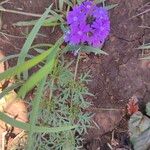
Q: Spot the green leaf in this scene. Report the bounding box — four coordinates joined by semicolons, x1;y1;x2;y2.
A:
27;78;47;150
63;132;75;150
64;45;108;55
17;5;53;79
0;112;29;130
49;9;64;23
18;55;56;98
0;47;53;81
81;45;108;55
0;112;77;133
0;54;19;63
63;44;80;53
77;0;85;4
34;125;77;133
63;0;73;7
18;37;64;98
95;0;105;4
105;4;118;10
30;43;53;49
13;17;59;27
27;37;64;149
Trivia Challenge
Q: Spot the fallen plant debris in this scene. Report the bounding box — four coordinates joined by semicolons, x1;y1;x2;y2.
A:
127;96;139;115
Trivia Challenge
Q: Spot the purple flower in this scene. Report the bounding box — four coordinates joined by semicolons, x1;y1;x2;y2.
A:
65;0;110;48
67;6;85;25
93;7;108;20
80;1;95;14
70;23;90;44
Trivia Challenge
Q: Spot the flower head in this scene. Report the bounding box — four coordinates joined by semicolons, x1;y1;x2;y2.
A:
65;1;110;47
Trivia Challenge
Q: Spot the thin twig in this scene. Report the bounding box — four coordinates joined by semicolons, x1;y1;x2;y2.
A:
139;25;150;29
74;52;81;81
73;0;76;6
86;107;122;112
49;79;54;101
0;0;10;5
2;131;7;150
130;8;150;19
0;31;26;39
0;7;52;18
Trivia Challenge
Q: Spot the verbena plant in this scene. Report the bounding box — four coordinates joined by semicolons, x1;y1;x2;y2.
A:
0;0;114;149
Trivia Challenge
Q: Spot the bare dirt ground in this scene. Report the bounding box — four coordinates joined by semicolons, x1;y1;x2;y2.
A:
0;0;150;149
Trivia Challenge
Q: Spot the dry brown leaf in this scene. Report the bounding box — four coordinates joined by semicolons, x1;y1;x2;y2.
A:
127;96;139;115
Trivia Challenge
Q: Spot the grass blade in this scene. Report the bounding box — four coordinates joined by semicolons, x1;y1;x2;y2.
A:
64;0;73;7
0;48;53;81
27;77;47;149
0;112;29;130
0;82;22;99
18;38;63;98
17;5;53;79
0;54;19;63
18;55;56;98
105;4;118;10
30;43;53;49
13;17;59;27
0;112;77;133
27;37;63;149
49;9;64;23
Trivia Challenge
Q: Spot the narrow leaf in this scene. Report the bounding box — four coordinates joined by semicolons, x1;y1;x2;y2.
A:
0;48;53;81
0;112;29;130
0;82;22;99
18;37;63;98
105;4;118;10
81;45;108;55
0;54;19;63
17;5;52;79
13;17;59;27
0;112;77;133
18;56;55;98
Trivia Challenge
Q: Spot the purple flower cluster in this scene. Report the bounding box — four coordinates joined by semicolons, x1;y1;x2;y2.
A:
65;1;110;47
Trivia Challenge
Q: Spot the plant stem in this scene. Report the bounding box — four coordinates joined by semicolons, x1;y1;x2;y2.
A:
74;52;80;81
49;78;54;101
73;0;76;6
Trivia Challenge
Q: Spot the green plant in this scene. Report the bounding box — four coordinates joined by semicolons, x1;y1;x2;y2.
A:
0;5;77;150
31;61;93;149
